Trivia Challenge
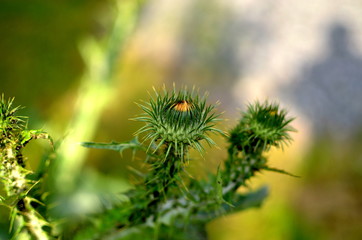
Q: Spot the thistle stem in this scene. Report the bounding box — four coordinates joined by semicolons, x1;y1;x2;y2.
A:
20;197;49;240
147;145;184;198
222;144;264;201
1;146;50;239
1;97;51;239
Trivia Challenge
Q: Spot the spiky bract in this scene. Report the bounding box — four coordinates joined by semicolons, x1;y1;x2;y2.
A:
229;101;295;154
134;87;222;159
0;95;25;136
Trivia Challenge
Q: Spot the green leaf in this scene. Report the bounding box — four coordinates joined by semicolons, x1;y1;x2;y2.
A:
223;186;269;214
81;137;142;155
215;166;233;207
20;129;53;146
192;186;269;222
261;166;300;177
215;166;223;205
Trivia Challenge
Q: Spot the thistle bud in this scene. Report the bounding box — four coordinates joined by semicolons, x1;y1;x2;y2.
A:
229;101;295;153
135;87;223;160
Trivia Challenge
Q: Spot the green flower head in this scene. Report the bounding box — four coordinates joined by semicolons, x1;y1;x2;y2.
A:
134;87;223;159
229;101;295;153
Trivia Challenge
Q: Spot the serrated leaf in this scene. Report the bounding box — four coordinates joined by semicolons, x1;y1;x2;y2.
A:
81;137;142;155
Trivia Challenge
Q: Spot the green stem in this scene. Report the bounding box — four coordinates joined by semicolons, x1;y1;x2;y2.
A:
20;197;50;240
52;0;140;194
128;145;185;226
148;146;184;199
222;145;264;201
1;145;51;239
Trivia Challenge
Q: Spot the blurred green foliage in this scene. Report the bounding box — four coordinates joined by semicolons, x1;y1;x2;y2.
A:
0;0;106;113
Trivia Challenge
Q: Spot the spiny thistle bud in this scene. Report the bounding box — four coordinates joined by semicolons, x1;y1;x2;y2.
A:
0;95;25;136
229;101;295;154
134;87;223;159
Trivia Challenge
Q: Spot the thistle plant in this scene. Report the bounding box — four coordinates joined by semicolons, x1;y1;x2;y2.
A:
0;87;296;239
0;95;53;240
79;87;296;240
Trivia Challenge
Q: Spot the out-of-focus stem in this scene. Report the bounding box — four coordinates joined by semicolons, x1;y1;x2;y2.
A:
54;0;140;193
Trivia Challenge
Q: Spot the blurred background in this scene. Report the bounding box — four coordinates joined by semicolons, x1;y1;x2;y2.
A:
1;0;362;239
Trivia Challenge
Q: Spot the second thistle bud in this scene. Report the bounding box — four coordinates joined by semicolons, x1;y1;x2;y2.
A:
135;87;222;159
229;101;295;153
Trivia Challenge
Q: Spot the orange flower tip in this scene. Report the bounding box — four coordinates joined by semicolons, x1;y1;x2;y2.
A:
269;110;278;116
173;100;193;112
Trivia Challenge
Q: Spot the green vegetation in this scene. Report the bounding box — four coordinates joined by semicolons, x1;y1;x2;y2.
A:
0;95;53;239
0;88;295;239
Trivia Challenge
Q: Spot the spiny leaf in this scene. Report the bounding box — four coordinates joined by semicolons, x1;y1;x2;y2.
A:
81;137;143;155
261;166;300;178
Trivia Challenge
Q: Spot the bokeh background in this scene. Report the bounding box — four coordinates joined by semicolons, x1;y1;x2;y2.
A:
1;0;362;239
